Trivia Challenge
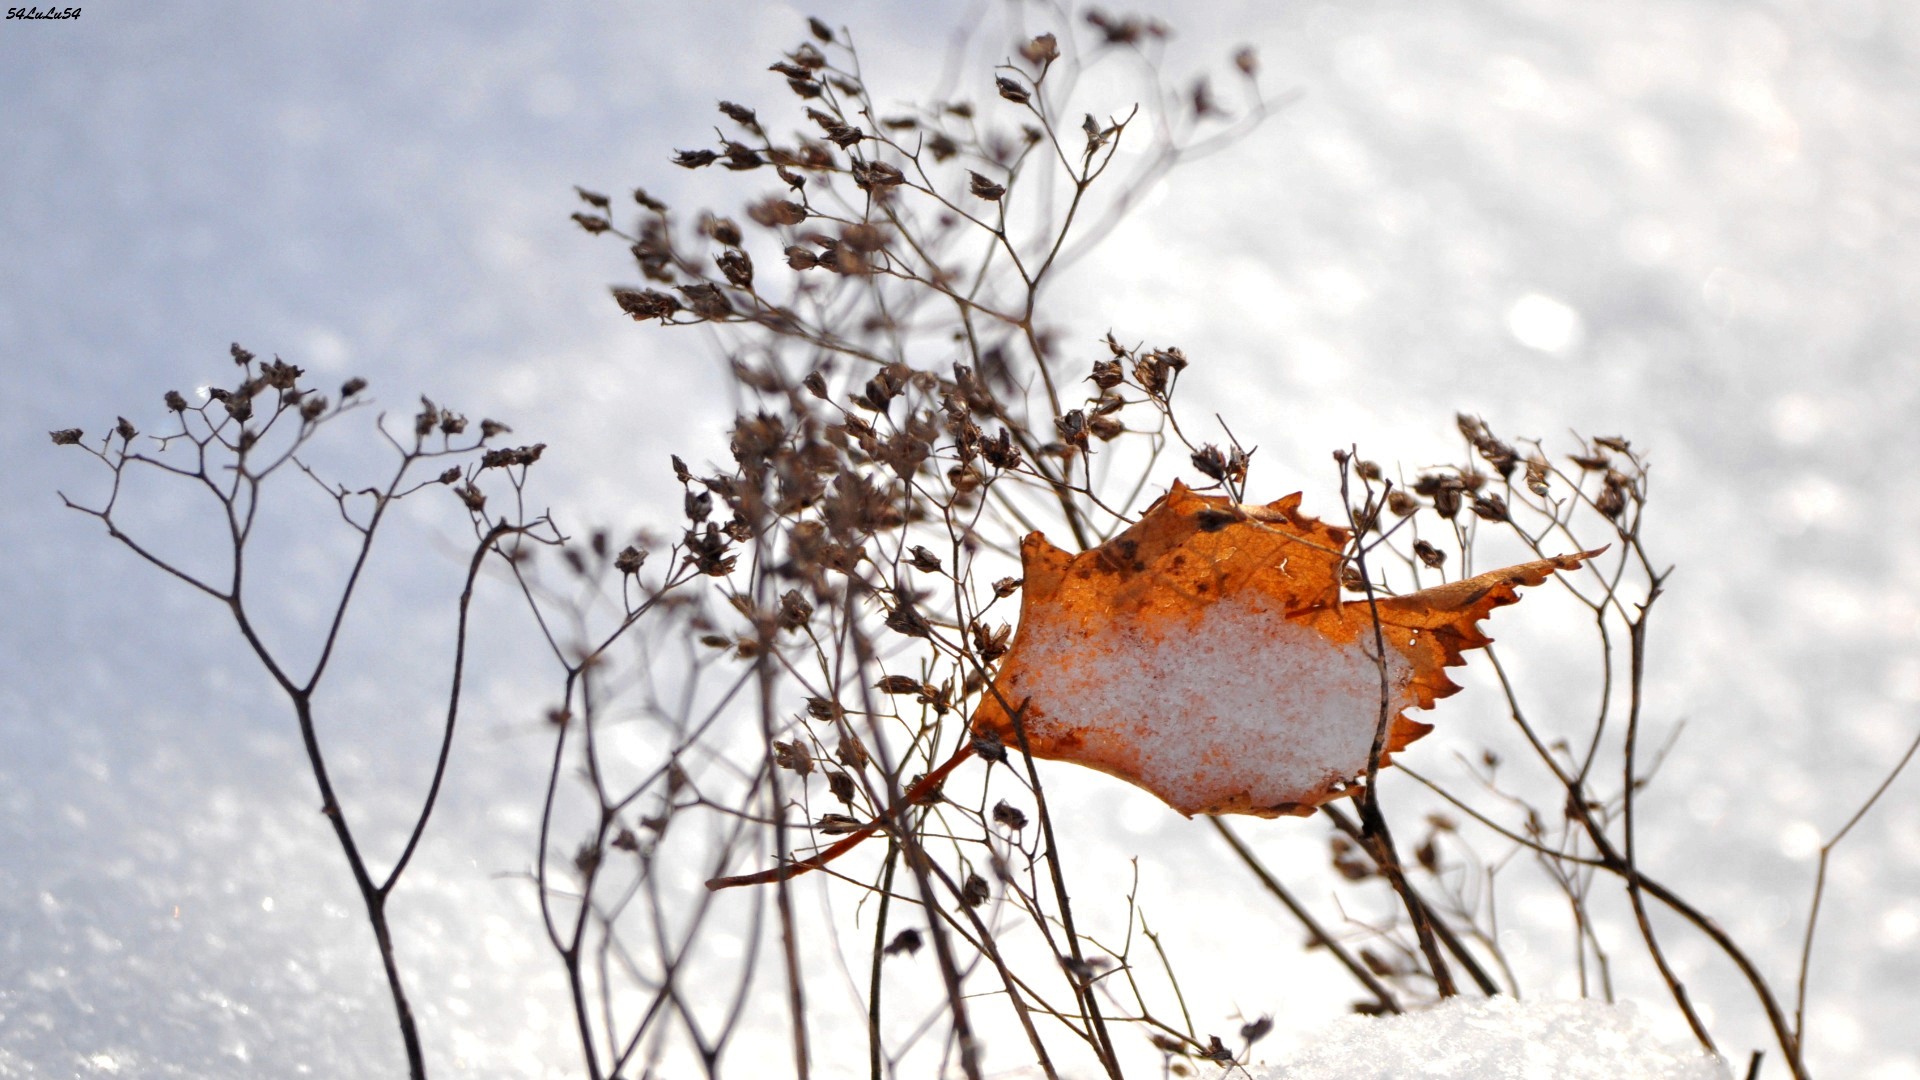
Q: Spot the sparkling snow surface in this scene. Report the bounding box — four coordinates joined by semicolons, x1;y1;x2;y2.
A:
1259;998;1732;1080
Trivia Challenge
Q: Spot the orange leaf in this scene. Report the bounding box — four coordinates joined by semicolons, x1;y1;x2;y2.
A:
970;482;1600;817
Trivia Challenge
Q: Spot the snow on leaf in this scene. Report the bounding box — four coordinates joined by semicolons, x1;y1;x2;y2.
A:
969;482;1601;817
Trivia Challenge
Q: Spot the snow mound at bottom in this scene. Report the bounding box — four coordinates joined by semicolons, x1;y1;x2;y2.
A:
1256;997;1731;1080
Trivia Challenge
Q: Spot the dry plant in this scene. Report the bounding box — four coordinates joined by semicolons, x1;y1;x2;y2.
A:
51;7;1917;1080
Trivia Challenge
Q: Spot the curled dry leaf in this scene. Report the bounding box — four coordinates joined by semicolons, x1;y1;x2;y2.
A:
706;481;1597;890
969;482;1601;816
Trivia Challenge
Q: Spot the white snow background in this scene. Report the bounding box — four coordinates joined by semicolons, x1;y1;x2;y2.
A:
4;1;1918;1077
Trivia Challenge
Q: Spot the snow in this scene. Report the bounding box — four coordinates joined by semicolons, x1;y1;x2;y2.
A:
1258;998;1731;1080
5;0;1919;1076
1008;589;1416;815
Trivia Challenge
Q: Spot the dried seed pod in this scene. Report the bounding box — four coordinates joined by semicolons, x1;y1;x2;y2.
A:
615;545;647;575
836;732;870;771
1191;444;1228;482
960;872;990;907
875;675;924;695
1413;539;1446;569
815;813;863;835
1020;33;1059;65
613;287;682;322
774;740;814;776
716;249;754;289
1525;457;1551;497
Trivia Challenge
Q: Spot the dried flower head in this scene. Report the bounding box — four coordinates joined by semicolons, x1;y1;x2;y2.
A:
968;171;1007;201
613;287;682;322
1021;33;1060;66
